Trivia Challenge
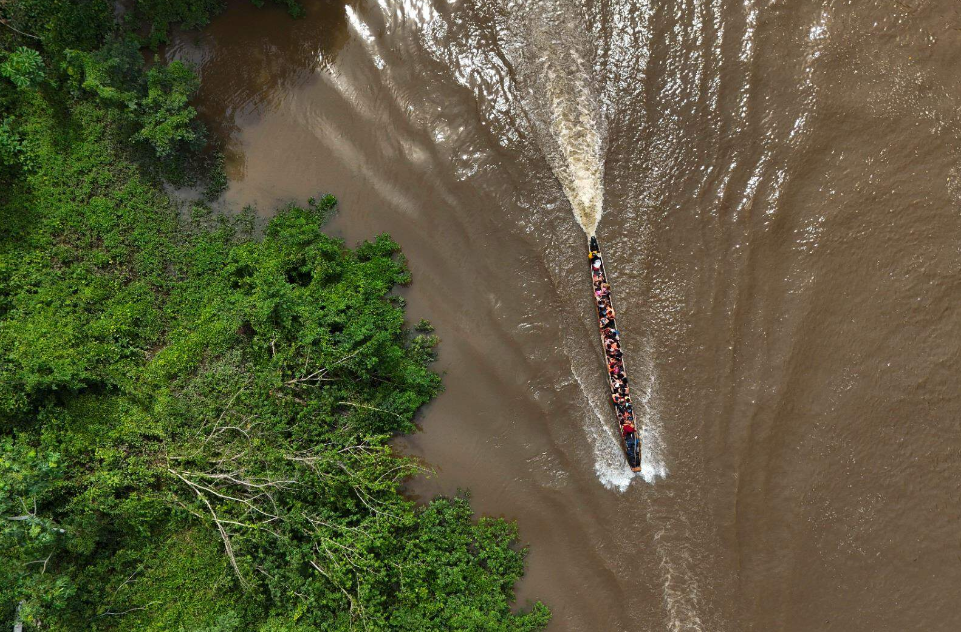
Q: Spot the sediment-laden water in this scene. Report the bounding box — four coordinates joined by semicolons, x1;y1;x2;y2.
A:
168;1;961;629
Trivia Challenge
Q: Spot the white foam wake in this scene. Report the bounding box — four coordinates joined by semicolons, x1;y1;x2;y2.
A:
503;0;607;236
569;357;635;492
568;346;667;491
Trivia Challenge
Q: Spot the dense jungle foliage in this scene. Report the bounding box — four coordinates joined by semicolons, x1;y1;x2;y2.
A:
0;1;550;629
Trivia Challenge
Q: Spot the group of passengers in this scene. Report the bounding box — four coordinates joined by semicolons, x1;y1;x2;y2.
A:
590;250;639;457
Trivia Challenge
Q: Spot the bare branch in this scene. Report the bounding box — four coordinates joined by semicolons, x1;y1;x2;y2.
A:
181;470;295;489
0;18;41;40
96;602;159;618
168;469;249;589
24;552;53;574
309;560;370;630
285;347;364;386
337;401;404;419
201;385;249;445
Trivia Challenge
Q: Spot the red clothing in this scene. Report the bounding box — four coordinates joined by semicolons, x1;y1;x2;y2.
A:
622;423;636;436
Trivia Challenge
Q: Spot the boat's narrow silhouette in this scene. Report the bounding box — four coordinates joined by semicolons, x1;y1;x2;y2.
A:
588;236;642;472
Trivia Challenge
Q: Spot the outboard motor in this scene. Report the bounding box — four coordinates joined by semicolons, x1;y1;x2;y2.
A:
624;432;640;469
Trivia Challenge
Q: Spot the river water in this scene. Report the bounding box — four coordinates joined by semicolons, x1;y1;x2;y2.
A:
168;1;961;629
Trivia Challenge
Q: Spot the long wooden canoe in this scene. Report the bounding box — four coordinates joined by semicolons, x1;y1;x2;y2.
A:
588;235;642;472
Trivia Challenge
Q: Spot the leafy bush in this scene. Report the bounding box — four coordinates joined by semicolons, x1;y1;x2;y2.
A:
1;47;44;90
134;61;202;159
134;0;305;48
133;0;227;48
0;118;22;170
63;37;143;107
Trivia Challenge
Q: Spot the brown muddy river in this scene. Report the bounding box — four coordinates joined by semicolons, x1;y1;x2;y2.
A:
168;1;961;629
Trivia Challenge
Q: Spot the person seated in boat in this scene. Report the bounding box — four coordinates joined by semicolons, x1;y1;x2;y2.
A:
604;306;615;320
595;283;610;299
592;257;602;271
610;345;623;360
604;327;619;340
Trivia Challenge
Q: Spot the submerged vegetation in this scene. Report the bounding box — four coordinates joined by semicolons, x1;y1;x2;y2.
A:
0;1;549;629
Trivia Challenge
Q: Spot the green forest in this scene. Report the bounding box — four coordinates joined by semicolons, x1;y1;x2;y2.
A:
0;1;549;629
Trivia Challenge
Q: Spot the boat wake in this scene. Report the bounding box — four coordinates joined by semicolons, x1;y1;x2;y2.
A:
503;0;607;236
503;0;667;487
569;356;635;492
567;337;668;492
351;0;661;487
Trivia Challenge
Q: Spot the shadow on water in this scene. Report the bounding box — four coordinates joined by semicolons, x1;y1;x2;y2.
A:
166;0;351;179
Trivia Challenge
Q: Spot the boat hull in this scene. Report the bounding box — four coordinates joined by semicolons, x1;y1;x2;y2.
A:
588;236;642;472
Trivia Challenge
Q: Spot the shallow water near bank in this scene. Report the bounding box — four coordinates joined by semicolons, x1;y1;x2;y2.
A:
169;1;961;629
